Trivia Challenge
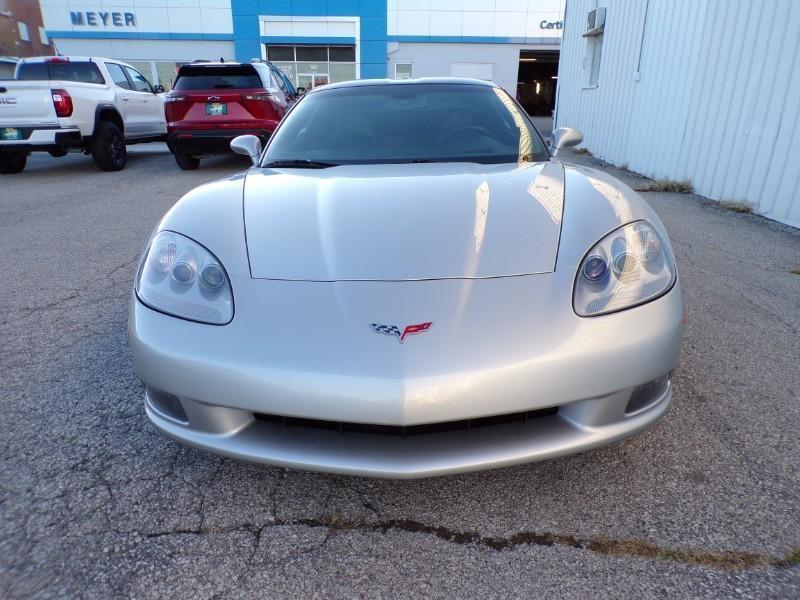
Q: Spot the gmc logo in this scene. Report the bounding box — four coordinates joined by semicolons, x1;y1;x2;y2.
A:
0;97;17;105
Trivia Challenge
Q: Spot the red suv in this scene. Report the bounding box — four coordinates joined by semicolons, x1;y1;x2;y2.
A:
164;61;299;169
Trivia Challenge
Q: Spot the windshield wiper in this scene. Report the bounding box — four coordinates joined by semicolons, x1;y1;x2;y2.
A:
262;159;340;169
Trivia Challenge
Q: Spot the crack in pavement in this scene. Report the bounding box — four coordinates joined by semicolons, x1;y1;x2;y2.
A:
135;516;800;572
0;258;138;328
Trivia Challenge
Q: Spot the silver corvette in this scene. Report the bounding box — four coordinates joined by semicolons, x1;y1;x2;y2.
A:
130;78;683;478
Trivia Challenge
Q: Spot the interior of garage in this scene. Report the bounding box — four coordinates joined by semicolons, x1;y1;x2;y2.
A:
516;50;559;117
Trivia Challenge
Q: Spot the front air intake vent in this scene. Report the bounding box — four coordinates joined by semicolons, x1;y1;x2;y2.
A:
146;387;189;424
254;407;558;438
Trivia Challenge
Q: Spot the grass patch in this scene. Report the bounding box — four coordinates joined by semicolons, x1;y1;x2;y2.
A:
718;200;752;213
634;179;694;193
573;147;592;156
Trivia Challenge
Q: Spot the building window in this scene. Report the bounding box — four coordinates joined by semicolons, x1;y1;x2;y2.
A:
39;27;49;46
0;0;9;15
583;7;606;87
587;34;603;86
395;63;412;80
18;22;30;43
266;45;356;90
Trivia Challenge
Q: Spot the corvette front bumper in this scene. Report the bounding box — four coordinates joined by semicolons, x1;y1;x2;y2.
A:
145;382;672;478
129;273;683;477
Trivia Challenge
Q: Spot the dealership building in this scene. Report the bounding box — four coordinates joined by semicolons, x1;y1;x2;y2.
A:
39;0;564;115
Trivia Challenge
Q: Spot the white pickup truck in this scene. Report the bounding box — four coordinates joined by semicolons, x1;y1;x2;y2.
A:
0;56;167;174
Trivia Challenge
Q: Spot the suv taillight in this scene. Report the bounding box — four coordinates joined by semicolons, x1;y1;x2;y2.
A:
241;93;272;102
240;93;278;119
164;95;188;122
51;89;73;117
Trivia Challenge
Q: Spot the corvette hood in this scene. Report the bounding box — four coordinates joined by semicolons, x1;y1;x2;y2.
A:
243;161;565;280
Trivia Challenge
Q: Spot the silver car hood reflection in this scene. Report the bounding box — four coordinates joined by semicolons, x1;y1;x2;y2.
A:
243;161;565;281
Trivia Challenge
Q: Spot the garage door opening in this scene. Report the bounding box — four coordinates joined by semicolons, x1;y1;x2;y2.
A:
516;50;559;117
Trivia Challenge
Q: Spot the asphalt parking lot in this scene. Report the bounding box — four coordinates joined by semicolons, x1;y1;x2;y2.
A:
1;145;799;598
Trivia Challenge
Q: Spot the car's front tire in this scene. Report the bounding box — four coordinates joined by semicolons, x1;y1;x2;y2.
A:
91;121;127;171
174;151;200;170
0;150;27;174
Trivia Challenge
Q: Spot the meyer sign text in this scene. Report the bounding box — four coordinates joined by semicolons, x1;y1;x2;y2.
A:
70;11;136;27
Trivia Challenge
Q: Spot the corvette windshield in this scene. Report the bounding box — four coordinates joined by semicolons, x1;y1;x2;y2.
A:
262;83;549;166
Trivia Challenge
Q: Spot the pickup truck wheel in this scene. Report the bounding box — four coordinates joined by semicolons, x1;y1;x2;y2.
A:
174;151;200;170
91;121;127;171
0;150;27;174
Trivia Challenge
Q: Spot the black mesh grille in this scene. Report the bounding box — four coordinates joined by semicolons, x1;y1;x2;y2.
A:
254;407;558;438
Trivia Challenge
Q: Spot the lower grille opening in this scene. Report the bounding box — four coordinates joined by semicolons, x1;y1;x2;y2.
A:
625;373;670;415
146;386;189;424
253;407;558;438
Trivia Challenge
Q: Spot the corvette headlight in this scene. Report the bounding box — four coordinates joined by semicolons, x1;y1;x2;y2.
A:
135;231;233;325
574;221;676;317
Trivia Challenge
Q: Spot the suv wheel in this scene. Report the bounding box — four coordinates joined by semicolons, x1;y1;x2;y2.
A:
91;121;127;171
174;151;200;170
0;150;27;174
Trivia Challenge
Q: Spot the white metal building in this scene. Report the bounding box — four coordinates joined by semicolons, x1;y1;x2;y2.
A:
554;0;800;228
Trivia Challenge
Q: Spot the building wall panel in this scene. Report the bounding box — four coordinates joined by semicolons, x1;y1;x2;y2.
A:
390;0;566;41
556;0;800;228
387;41;528;92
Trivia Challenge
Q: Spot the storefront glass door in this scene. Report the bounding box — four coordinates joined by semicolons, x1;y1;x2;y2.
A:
298;73;330;90
268;45;356;88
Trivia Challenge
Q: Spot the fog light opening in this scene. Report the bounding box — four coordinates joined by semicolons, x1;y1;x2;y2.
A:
625;374;670;415
146;386;189;424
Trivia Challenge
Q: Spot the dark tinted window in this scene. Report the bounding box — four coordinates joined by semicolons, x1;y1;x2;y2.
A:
17;61;105;84
264;84;549;165
105;63;131;89
173;65;262;90
267;46;294;61
295;46;327;61
16;62;47;79
270;66;296;95
125;66;152;92
329;46;356;62
278;70;296;95
270;67;288;93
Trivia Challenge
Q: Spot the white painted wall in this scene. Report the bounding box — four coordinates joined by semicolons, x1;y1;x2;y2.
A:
260;16;359;39
555;0;800;228
40;0;233;36
389;0;566;39
388;41;557;92
53;38;235;62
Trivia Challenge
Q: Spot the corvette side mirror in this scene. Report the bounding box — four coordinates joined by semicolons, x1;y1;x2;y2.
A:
296;86;307;97
153;84;165;94
231;135;262;166
550;127;583;157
